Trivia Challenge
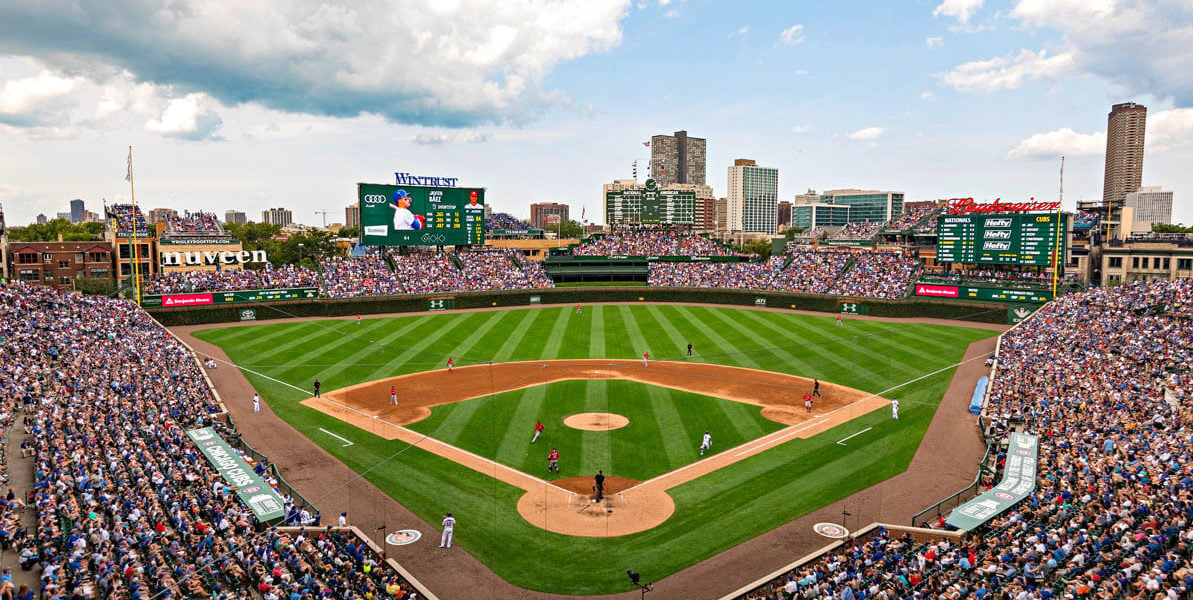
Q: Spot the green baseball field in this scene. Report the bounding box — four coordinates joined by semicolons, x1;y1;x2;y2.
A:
193;305;993;594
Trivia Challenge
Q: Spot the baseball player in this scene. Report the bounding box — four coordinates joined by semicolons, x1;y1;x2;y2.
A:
576;305;582;315
547;447;560;473
643;352;650;368
891;397;900;419
252;393;260;413
446;357;454;373
804;392;813;413
355;314;361;326
836;314;844;327
531;421;544;444
699;430;712;456
687;342;693;356
390;385;397;406
440;512;455;548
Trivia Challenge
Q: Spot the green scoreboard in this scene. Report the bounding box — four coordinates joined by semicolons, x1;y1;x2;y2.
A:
359;183;485;246
936;213;1066;266
605;179;695;226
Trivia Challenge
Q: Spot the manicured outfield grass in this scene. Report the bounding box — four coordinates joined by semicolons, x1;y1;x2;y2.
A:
408;380;785;482
194;305;994;594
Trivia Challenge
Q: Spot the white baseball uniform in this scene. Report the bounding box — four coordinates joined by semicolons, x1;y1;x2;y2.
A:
891;398;900;419
700;432;712;455
440;515;456;548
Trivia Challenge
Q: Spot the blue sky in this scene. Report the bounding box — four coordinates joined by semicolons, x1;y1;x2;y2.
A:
1;0;1191;227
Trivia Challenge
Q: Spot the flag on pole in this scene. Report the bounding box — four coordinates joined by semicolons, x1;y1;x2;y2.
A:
125;147;132;182
642;141;650;147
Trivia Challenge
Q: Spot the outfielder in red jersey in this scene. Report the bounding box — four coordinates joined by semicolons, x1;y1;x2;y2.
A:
547;447;560;473
531;421;544;444
446;357;454;373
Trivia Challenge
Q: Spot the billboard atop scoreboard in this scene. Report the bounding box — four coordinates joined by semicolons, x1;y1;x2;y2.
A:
359;182;485;246
606;179;695;226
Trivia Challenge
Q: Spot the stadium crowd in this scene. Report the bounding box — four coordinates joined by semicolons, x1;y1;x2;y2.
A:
320;255;404;298
167;211;223;235
105;204;152;237
144;265;321;294
0;281;421;599
573;229;742;257
483;213;533;232
740;279;1193;599
648;248;920;299
888;205;943;231
832;221;883;240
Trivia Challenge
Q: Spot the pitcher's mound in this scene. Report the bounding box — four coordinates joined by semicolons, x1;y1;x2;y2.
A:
564;412;629;431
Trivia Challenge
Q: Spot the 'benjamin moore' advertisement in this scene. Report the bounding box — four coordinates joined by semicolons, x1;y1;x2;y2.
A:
358;182;485;246
187;427;287;524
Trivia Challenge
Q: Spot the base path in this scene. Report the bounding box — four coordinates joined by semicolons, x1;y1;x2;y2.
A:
303;359;890;537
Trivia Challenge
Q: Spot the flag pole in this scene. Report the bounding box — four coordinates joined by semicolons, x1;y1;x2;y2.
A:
127;146;143;305
1051;156;1064;298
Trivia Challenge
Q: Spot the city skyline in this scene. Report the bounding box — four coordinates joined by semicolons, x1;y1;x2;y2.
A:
1;1;1192;227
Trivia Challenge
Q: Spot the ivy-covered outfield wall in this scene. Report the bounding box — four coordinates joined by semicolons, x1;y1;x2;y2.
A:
149;287;1018;326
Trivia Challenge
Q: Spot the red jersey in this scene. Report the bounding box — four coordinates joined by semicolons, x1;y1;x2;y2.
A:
534;422;545;433
803;393;812;403
548;449;559;461
390;386;396;395
643;353;650;360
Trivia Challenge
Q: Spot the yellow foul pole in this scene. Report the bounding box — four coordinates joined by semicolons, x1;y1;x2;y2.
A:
126;146;143;305
1051;156;1064;298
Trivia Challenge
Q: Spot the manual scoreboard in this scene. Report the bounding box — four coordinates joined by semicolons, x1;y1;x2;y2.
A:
358;182;485;246
605;179;695;226
936;213;1066;266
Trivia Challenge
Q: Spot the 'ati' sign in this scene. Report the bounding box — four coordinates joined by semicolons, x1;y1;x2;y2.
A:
946;197;1061;215
161;249;268;267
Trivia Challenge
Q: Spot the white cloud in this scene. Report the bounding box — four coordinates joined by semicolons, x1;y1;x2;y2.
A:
926;36;944;49
1006;127;1105;159
779;24;805;46
729;25;749;38
933;0;984;24
790;125;810;134
0;0;632;128
0;69;82;127
942;1;1193;103
794;69;808;76
846;127;887;140
412;130;489;145
938;49;1074;93
145;94;224;140
920;91;936;100
1145;108;1193;153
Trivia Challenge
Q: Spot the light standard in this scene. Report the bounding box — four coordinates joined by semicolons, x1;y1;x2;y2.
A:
297;243;305;265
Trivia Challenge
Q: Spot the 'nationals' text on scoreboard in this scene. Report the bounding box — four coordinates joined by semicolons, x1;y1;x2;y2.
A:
936;213;1066;266
358;183;485;246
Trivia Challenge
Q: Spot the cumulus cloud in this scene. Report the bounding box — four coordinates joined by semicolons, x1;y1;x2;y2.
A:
940;1;1193;103
1144;108;1193;153
412;130;489;145
846;127;887;141
1006;127;1105;159
938;49;1074;93
779;24;805;46
0;0;631;129
790;125;810;134
926;37;944;49
0;69;81;127
921;91;936;100
145;94;223;140
933;0;984;24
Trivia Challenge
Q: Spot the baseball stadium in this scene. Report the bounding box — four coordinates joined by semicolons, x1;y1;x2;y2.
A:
1;198;1190;600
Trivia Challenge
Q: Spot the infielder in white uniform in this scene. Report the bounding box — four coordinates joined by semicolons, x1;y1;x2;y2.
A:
700;431;712;456
891;397;900;419
440;512;456;548
252;393;260;413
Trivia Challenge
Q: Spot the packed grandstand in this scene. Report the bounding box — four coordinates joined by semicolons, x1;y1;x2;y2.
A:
0;281;422;599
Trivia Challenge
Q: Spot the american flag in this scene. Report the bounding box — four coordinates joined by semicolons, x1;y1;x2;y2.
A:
642;141;650;147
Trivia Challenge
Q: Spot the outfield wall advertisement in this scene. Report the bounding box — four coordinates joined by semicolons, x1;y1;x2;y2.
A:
359;182;485;246
947;433;1038;530
187;427;286;524
142;287;318;308
914;283;1051;303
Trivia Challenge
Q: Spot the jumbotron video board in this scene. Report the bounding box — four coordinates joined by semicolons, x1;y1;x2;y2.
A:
359;183;485;246
606;179;695;226
936;213;1066;266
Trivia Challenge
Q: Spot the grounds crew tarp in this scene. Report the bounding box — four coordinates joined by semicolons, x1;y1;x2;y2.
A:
946;432;1038;531
187;427;287;525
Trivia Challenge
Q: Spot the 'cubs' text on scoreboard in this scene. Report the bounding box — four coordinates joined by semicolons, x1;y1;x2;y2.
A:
358;183;485;246
936;213;1066;266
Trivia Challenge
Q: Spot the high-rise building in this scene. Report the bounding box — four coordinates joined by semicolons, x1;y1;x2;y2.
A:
36;214;47;225
715;198;728;231
148;208;178;225
70;199;85;224
794;189;821;205
820;189;904;223
777;201;793;229
666;184;717;231
1124;186;1173;225
344;203;360;229
726;159;779;234
1103;102;1147;206
261;207;293;227
530;202;570;229
224;210;247;225
650;130;707;187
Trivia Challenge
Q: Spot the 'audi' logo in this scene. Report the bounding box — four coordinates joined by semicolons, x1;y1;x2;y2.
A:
363;194;388;204
420;233;447;243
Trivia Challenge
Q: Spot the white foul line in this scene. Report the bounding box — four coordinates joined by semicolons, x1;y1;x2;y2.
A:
319;428;355;447
734;418;828;457
835;427;872;446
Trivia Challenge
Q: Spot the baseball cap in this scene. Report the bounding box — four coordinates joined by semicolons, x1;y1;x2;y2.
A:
392;189;409;201
446;511;452;516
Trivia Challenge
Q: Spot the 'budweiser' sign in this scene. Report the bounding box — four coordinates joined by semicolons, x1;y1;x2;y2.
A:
947;197;1061;215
